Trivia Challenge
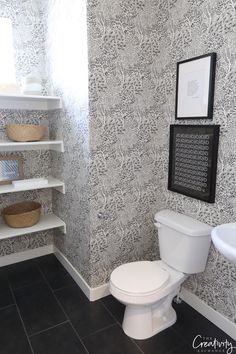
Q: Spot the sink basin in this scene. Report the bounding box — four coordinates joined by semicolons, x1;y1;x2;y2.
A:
211;223;236;264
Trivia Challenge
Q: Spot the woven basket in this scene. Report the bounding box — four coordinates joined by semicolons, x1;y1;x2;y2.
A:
6;124;46;142
2;201;41;228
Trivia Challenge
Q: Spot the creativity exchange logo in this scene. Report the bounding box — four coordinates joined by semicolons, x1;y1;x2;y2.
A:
192;335;236;353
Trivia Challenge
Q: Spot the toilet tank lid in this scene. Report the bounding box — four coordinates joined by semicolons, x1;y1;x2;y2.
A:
155;209;212;237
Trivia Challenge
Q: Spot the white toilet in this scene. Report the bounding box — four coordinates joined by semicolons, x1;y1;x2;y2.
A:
110;209;212;340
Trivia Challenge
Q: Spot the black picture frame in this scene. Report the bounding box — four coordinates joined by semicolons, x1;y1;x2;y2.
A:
175;53;217;120
168;125;220;203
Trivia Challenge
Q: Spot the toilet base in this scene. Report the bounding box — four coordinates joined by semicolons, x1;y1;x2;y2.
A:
122;291;177;340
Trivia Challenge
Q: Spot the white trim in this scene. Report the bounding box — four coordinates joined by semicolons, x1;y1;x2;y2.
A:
0;244;53;267
0;93;61;110
90;282;110;302
53;246;110;301
181;287;236;341
0;140;64;153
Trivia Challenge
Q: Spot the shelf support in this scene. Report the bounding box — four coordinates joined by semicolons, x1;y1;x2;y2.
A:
59;222;67;234
54;183;65;194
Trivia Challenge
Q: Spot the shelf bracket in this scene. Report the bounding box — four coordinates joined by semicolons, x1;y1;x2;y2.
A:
50;141;64;153
53;183;65;194
59;222;67;234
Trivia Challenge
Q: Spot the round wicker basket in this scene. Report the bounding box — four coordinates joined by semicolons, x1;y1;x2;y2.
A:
2;201;41;228
6;124;46;142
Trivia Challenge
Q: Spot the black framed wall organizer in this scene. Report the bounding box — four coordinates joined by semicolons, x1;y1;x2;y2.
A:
168;125;220;203
175;53;216;120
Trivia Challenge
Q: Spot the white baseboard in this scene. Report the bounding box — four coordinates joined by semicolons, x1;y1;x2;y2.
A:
53;246;110;301
0;244;54;267
181;287;236;341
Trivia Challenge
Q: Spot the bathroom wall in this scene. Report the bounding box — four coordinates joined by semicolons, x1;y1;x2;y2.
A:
87;0;236;322
46;0;91;282
0;0;53;256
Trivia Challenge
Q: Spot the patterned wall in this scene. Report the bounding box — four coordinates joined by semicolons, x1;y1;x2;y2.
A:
87;0;236;322
46;0;91;283
0;0;53;256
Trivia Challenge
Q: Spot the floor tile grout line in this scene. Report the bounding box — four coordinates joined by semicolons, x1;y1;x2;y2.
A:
171;325;192;345
9;284;35;354
37;265;90;354
0;302;16;312
100;300;145;354
80;323;117;340
100;300;122;327
5;261;49;292
10;279;45;292
29;320;70;338
52;283;78;293
35;260;76;294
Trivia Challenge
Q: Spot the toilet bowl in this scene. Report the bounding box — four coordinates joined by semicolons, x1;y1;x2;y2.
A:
110;260;187;339
109;209;212;340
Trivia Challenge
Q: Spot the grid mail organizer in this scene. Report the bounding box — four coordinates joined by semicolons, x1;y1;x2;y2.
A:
168;125;220;203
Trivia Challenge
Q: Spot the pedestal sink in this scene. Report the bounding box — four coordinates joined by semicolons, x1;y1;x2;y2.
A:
211;223;236;264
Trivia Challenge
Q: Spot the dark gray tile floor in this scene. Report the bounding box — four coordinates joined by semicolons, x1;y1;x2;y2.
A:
0;254;235;354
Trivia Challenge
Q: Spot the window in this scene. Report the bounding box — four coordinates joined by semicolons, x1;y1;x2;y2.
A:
0;17;16;84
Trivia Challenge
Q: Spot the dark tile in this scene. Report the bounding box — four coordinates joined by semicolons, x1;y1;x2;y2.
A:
30;322;87;354
0;305;32;354
134;327;186;354
172;301;236;346
101;295;125;324
83;324;142;354
169;342;196;354
0;271;14;309
55;285;115;337
14;281;66;336
5;259;44;290
37;254;76;290
36;254;61;272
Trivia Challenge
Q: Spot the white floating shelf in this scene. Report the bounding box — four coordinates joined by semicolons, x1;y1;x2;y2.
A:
0;140;64;152
0;214;66;241
0;93;61;111
0;177;65;195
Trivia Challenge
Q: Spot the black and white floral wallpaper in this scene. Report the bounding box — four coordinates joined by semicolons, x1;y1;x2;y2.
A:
87;0;236;322
46;0;91;282
1;0;236;324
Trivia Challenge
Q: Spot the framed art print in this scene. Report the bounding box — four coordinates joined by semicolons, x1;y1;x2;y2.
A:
168;125;220;203
175;53;216;120
0;156;24;185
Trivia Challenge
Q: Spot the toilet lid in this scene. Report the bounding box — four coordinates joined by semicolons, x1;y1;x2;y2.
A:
110;261;169;295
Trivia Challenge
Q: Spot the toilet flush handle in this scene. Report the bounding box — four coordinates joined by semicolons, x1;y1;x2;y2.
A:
154;222;161;229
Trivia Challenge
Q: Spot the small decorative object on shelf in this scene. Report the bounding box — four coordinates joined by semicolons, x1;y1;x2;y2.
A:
2;201;41;228
21;72;42;95
6;124;46;142
0;156;24;185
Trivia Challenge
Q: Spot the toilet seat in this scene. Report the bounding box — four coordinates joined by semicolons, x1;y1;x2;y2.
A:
110;261;170;296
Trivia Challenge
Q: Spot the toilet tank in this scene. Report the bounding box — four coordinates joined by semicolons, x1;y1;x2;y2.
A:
154;210;212;274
